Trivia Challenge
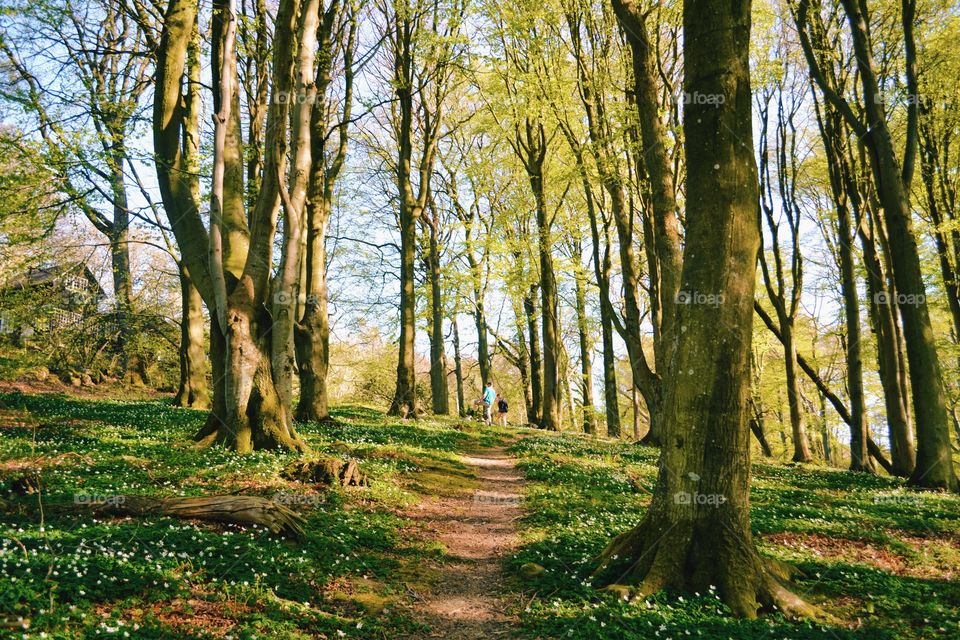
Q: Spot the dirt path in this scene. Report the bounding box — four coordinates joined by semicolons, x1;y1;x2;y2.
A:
400;444;526;639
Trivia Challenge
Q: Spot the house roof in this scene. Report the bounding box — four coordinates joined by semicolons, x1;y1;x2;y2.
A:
1;262;104;295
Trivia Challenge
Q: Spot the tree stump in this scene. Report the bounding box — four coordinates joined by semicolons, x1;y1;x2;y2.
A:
282;457;368;487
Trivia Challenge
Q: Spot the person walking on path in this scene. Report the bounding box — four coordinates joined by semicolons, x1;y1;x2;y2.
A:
497;395;509;427
482;382;496;425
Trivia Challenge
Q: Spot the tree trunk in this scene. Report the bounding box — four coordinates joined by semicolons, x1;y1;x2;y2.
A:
524;122;561;432
108;225;141;384
389;205;419;418
452;317;466;417
295;0;352;422
829;0;956;489
836;192;872;472
813;95;873;472
426;215;450;415
594;0;815;616
861;216;915;475
198;0;312;453
750;399;773;457
295;199;331;422
574;263;595;434
174;264;210;409
524;286;543;425
610;0;684;448
782;323;813;463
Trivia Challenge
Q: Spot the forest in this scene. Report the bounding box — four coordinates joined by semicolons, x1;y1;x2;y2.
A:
0;0;959;638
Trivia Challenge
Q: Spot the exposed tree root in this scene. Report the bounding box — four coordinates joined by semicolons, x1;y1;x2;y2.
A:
282;457;368;487
592;518;825;620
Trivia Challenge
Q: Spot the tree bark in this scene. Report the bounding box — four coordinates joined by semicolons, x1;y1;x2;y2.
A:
425;205;450;415
609;0;685;447
573;256;595;434
594;0;815;616
295;0;353;423
452;317;466;417
174;263;210;409
524;285;543;425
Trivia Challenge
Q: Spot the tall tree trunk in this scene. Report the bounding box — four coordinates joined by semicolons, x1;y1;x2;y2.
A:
813;94;873;472
523;121;561;432
524;285;543;426
198;0;312;453
452;317;466;417
860;211;915;475
838;212;872;472
426;213;450;415
108;224;141;384
797;0;956;489
610;0;685;447
573;261;595;434
295;0;352;422
295;198;332;422
562;124;620;437
595;0;814;616
390;205;419;418
175;264;210;409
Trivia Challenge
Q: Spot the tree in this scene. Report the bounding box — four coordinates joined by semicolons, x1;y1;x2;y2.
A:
152;0;318;451
756;73;814;463
609;0;684;446
295;0;356;423
794;0;957;489
1;0;153;382
594;0;815;617
384;0;463;418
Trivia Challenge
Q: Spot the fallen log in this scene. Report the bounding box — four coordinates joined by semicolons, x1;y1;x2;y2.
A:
91;495;306;539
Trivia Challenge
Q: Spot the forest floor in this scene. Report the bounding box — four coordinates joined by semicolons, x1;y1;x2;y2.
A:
1;390;959;640
397;445;525;639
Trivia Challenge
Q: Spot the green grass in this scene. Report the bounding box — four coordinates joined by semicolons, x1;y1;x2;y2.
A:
506;432;960;640
0;392;506;639
3;391;958;639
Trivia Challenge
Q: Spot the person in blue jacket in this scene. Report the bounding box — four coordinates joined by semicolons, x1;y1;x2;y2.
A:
482;381;496;425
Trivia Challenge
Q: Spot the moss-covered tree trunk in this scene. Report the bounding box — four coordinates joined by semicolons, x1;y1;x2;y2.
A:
201;0;313;453
594;0;814;617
